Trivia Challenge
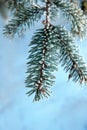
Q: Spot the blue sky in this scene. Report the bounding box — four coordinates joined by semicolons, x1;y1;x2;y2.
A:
0;14;87;130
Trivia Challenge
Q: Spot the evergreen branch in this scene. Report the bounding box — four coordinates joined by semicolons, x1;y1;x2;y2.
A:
52;0;87;38
3;6;44;38
25;25;58;101
52;25;87;83
2;0;87;101
25;24;87;101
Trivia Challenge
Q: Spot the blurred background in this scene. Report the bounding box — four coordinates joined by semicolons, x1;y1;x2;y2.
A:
0;11;87;130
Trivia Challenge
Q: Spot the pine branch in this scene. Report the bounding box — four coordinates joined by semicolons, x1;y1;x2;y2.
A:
25;25;58;101
52;0;87;38
2;0;87;101
52;25;87;83
3;6;44;38
25;24;87;101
